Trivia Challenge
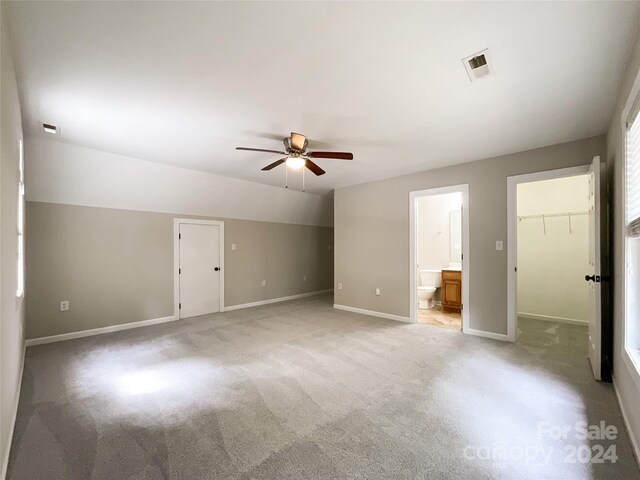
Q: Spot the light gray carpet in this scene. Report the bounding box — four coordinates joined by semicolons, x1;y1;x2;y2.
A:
7;294;640;479
518;316;589;356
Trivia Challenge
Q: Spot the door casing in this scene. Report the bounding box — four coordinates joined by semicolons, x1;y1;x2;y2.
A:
409;184;470;331
506;163;595;344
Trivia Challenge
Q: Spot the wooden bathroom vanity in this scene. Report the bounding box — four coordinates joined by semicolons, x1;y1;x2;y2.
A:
441;269;462;313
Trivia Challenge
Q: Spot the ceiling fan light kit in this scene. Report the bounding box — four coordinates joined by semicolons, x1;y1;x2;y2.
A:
236;132;354;190
285;156;305;169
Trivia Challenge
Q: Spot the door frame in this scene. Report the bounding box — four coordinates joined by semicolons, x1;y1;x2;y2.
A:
506;164;590;342
409;184;470;332
174;218;225;318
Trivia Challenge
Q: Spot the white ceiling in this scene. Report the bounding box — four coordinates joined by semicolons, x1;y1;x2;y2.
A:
6;1;640;194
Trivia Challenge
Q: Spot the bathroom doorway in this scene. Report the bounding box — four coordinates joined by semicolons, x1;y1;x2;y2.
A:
507;159;604;380
409;185;470;332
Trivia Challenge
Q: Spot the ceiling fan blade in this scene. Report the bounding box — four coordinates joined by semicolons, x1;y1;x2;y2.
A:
304;159;326;176
261;158;287;171
290;132;307;151
308;151;353;160
236;147;286;155
242;131;286;141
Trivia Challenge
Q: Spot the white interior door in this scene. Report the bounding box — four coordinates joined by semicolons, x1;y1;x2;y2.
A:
179;223;221;318
587;156;602;380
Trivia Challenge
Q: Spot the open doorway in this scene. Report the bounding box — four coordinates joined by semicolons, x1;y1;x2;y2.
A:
507;158;603;380
515;175;590;354
410;185;469;332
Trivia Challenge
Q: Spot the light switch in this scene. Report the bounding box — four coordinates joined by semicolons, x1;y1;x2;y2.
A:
231;243;236;251
60;300;69;311
338;283;343;290
261;280;267;287
496;241;504;251
375;288;381;296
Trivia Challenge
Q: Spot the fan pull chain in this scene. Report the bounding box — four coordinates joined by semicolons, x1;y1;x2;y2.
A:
302;166;306;192
285;164;288;189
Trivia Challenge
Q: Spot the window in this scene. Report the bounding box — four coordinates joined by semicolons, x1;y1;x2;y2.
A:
16;139;25;298
627;109;640;238
626;95;640;376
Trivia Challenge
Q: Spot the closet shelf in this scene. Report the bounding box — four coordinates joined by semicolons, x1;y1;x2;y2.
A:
517;210;590;235
517;210;589;221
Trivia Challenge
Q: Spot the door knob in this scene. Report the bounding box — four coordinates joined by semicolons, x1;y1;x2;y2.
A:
214;267;220;271
585;275;595;282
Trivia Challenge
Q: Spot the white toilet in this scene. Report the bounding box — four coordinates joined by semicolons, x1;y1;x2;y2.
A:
418;269;442;309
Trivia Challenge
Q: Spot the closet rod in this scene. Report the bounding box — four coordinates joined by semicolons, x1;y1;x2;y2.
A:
517;210;589;220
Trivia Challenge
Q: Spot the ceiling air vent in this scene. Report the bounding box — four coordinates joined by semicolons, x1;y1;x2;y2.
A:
462;49;492;82
43;123;57;134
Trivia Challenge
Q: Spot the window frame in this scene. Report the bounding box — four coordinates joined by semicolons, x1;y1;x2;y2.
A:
16;138;25;299
622;75;640;387
625;235;640;369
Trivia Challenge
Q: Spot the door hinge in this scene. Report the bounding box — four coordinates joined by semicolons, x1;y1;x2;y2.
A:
179;233;181;239
179;268;181;274
179;303;182;309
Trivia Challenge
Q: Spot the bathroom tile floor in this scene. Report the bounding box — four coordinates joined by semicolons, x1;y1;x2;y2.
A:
417;305;461;330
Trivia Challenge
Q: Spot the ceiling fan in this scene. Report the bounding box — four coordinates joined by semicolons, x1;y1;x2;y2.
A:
236;132;353;176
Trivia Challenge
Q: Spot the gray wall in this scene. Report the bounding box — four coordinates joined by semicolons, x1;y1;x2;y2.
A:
26;202;333;339
606;21;640;457
1;4;25;477
334;135;605;335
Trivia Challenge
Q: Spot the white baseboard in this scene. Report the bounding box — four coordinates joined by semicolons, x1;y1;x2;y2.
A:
25;315;178;347
518;312;588;326
1;343;26;480
25;290;334;346
613;376;640;468
333;304;411;323
223;289;333;312
466;328;509;342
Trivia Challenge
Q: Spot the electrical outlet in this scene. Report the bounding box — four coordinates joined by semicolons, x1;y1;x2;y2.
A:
303;275;307;282
60;300;69;311
231;243;236;251
375;288;381;296
496;240;504;251
337;282;343;290
261;280;267;287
